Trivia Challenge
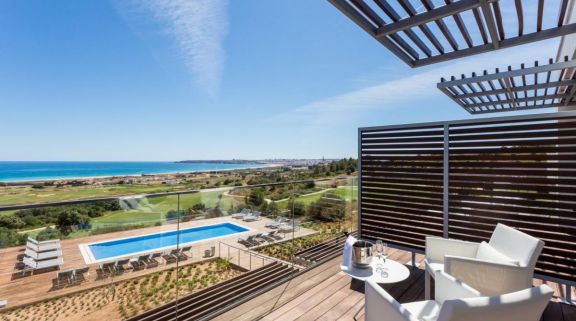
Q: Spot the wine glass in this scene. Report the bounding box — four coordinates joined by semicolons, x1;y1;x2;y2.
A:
375;240;384;271
382;242;388;263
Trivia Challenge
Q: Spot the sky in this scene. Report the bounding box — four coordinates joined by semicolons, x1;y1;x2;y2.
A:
0;0;564;161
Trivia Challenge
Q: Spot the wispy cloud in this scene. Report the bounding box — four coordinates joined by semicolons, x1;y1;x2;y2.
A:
141;0;228;96
278;41;559;127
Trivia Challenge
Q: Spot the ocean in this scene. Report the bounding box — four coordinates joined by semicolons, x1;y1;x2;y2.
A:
0;161;265;182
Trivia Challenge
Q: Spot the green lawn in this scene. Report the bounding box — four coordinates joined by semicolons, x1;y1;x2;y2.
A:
0;184;196;207
276;186;357;209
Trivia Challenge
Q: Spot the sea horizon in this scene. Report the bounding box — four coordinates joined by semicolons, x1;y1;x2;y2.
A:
0;161;272;183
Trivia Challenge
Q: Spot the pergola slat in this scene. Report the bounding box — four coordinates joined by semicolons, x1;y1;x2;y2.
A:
372;0;433;57
439;58;576;114
328;0;415;66
350;0;420;60
420;0;459;51
445;0;473;48
396;0;446;54
330;0;576;67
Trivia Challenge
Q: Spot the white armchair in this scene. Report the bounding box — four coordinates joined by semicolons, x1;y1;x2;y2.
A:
424;223;544;298
365;271;553;321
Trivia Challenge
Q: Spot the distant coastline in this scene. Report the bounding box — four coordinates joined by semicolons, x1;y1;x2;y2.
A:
0;161;279;184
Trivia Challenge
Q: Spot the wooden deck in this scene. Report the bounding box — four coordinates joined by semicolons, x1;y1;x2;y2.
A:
0;216;315;309
217;248;576;321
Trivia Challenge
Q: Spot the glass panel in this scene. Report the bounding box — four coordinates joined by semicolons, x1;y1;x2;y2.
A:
0;194;177;320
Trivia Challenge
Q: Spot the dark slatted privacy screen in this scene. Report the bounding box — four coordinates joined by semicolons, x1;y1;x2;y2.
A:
360;124;445;249
360;113;576;283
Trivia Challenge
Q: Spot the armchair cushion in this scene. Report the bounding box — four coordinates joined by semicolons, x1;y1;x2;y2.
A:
434;271;481;305
402;301;440;321
444;255;531;296
489;223;544;268
475;241;519;266
425;237;479;264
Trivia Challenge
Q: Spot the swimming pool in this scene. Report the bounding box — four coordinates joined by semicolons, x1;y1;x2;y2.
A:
80;222;250;263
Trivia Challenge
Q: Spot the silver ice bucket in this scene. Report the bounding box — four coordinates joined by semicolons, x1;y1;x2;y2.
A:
352;240;373;269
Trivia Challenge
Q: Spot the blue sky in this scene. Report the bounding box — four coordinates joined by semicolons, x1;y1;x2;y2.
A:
0;0;562;161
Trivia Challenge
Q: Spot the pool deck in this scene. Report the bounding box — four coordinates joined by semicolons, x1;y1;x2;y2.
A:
0;216;315;309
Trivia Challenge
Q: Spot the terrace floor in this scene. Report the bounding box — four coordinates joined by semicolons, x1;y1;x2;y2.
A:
0;216;315;309
216;248;576;321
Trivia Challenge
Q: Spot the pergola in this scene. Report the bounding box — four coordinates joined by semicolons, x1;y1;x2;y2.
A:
438;57;576;114
329;0;575;67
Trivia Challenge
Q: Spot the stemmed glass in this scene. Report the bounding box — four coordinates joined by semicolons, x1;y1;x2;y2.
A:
375;240;388;278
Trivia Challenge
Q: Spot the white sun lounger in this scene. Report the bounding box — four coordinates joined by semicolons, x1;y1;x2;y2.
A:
0;300;6;308
23;256;64;270
265;217;285;228
232;208;251;219
26;241;61;252
28;237;60;245
25;248;62;260
244;211;261;222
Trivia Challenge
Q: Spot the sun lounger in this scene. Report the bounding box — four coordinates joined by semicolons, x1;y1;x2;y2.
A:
25;248;62;261
145;253;162;268
52;269;74;289
162;251;178;264
270;230;283;240
0;300;7;308
243;211;261;222
261;232;276;242
232;208;251;219
238;235;260;247
130;256;148;270
23;256;63;271
26;241;61;252
114;259;131;274
97;261;116;278
279;220;299;233
265;217;285;228
71;266;89;285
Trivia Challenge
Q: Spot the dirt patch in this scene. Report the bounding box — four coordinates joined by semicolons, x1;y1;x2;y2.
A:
0;258;241;321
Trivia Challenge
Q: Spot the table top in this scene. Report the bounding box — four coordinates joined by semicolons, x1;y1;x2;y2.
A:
340;258;410;284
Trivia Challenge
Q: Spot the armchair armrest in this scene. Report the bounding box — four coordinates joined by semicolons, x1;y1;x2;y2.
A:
425;237;479;263
434;271;481;305
365;279;419;321
445;256;533;296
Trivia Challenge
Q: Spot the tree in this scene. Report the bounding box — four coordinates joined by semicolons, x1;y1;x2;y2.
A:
247;189;265;206
307;194;346;222
267;202;280;216
287;199;306;217
0;227;27;248
56;210;90;236
0;215;26;229
192;203;206;211
36;227;62;241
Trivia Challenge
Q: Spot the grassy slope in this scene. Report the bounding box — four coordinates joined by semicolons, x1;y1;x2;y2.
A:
0;184;194;207
276;186;357;209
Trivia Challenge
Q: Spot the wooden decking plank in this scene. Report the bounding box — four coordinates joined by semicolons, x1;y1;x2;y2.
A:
335;293;365;321
316;281;364;320
211;257;343;321
294;281;355;321
263;273;351;321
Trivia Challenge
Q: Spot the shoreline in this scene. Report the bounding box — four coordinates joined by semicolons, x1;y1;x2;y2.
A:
0;163;283;185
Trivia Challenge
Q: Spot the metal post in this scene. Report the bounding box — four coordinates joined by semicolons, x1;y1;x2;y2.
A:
411;251;416;268
357;128;362;237
443;124;450;238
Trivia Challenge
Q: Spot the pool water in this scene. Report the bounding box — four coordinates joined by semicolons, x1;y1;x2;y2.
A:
88;222;249;261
